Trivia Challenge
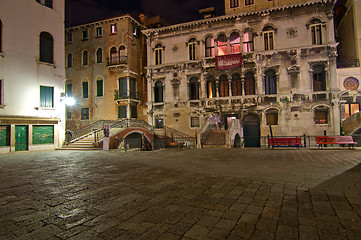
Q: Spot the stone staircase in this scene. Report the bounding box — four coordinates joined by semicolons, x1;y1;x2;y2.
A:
58;133;101;150
202;129;226;148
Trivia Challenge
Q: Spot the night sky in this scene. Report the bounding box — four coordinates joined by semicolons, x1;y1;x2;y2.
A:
65;0;225;27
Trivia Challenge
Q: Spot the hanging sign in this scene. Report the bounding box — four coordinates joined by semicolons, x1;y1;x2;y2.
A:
215;53;242;70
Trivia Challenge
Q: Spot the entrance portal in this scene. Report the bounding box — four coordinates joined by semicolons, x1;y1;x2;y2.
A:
243;114;260;147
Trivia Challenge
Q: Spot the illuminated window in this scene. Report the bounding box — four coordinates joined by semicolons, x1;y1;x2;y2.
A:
0;20;2;52
263;26;274;51
218;75;229;97
82;29;88;40
36;0;52;8
230;32;241;54
313;65;326;91
245;0;254;6
82;82;88;98
314;107;328;124
205;36;215;57
81;108;89;120
39;32;53;63
189;77;199;100
265;70;277;94
310;19;323;45
67;53;72;68
96;79;103;97
82;50;88;66
231;73;242;96
110;24;117;34
230;0;239;8
96;48;102;63
154;81;163;103
266;109;278;125
217;34;227;56
243;31;254;52
96;27;102;37
207;76;217;98
191;117;200;128
155;44;163;65
40;86;53;108
345;103;360;118
188;38;197;61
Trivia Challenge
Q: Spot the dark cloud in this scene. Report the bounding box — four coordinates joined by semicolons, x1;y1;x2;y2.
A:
66;0;224;27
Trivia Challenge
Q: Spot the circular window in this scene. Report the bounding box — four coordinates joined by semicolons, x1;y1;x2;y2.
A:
343;77;359;90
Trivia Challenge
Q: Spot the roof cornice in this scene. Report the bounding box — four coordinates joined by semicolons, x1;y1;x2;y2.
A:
66;14;144;31
142;0;334;36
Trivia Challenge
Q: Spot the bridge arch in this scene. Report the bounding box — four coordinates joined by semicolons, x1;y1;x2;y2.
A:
103;127;155;149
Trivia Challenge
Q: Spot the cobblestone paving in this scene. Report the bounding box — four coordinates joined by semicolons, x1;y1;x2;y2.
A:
0;148;361;240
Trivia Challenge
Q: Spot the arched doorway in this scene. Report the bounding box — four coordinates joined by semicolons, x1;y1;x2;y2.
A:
124;132;144;149
243;114;260;147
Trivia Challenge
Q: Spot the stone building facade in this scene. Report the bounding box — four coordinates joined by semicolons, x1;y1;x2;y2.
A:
65;15;147;132
0;0;66;153
143;0;339;147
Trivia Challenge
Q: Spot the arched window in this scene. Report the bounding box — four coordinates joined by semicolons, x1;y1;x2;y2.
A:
155;44;163;65
188;38;197;61
207;76;217;98
218;75;229;97
265;69;276;94
119;45;126;56
189;77;199;100
154;81;163;103
96;48;102;63
67;53;72;68
0;20;2;53
205;36;215;57
82;50;88;66
231;73;241;96
263;26;274;51
313;65;326;91
109;47;117;65
230;32;241;54
314;106;328;124
243;31;254;52
39;32;53;63
217;34;227;56
310;19;323;45
244;72;255;95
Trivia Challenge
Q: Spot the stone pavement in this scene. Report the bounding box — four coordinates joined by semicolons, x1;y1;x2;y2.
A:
0;148;361;240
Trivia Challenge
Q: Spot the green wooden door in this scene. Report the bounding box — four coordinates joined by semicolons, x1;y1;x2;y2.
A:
15;125;28;151
243;122;260;147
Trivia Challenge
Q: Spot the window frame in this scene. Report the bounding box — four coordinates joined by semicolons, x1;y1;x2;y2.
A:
155;44;163;65
312;65;326;92
0;20;2;53
81;108;90;120
82;29;88;40
155;118;164;128
82;81;89;99
40;85;54;108
230;0;239;8
216;34;228;56
65;83;72;97
96;26;103;37
310;20;323;45
39;32;54;64
243;31;254;53
96;48;103;63
188;38;197;61
154;81;164;103
190;117;200;128
82;50;88;66
265;70;277;95
229;32;241;54
245;0;254;6
314;107;329;124
265;109;279;125
263;30;274;51
218;75;229;97
67;53;72;68
205;36;215;57
110;23;117;34
96;79;103;97
66;32;72;44
189;77;199;100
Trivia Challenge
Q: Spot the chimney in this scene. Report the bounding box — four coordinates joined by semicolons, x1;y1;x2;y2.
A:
199;7;216;19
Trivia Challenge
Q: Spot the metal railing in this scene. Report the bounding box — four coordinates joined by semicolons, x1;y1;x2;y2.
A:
107;56;128;66
114;90;140;100
68;120;119;142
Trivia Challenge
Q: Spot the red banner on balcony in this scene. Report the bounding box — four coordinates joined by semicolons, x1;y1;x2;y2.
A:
215;53;242;70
